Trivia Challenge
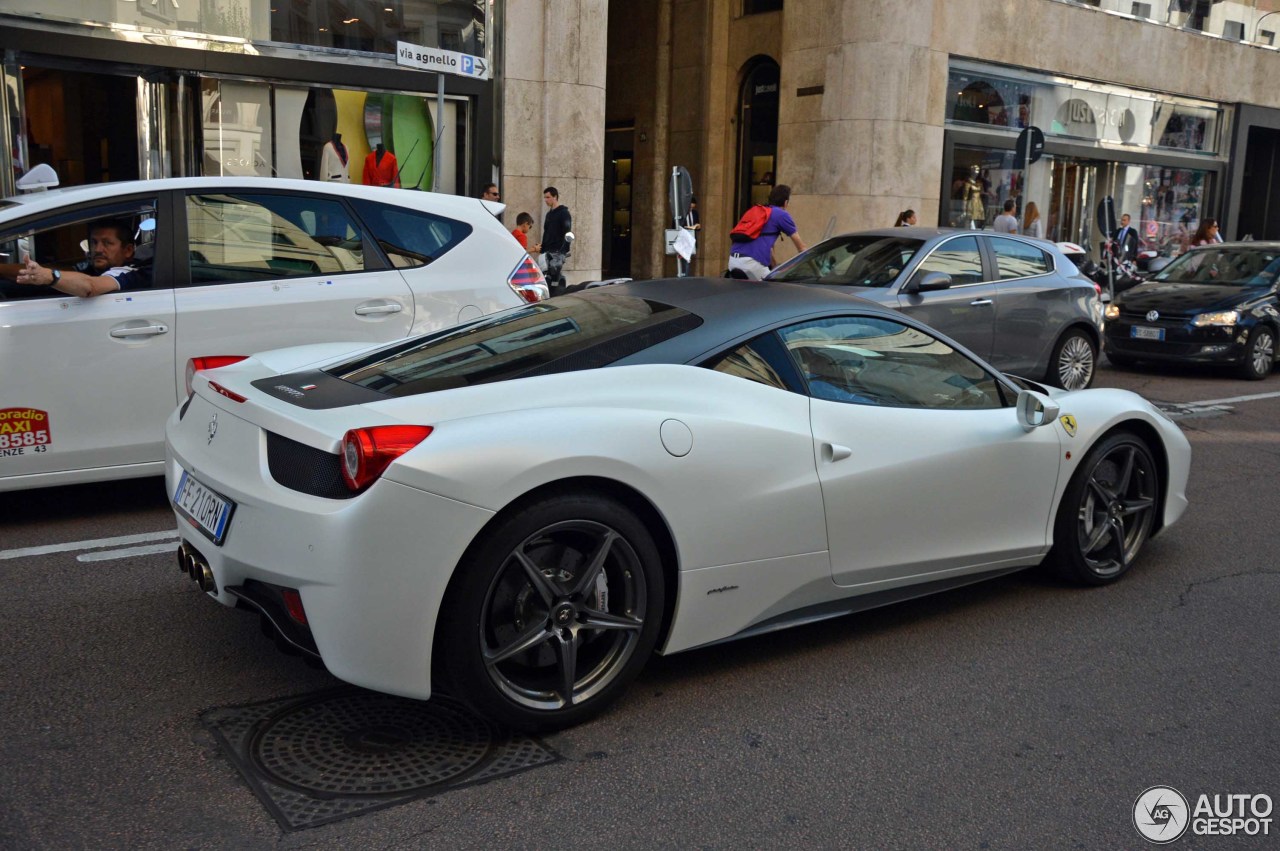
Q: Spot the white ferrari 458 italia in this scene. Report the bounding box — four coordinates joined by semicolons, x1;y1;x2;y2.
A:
166;278;1191;730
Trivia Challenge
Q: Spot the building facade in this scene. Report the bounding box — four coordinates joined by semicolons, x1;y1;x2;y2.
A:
3;0;1280;283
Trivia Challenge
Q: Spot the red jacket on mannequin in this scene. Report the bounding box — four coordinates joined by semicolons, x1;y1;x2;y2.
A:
363;145;400;188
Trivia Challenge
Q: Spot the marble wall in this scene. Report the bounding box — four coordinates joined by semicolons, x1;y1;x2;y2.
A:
502;0;609;282
513;0;1280;279
773;0;1280;260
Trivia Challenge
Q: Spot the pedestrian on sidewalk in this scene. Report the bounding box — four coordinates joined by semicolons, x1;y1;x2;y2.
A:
726;184;807;280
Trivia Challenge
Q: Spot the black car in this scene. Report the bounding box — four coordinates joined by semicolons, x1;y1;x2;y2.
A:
1103;243;1280;380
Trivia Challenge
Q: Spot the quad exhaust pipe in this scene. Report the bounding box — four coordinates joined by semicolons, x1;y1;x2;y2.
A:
177;541;217;594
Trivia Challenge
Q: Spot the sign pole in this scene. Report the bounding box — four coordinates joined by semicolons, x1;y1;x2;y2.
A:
434;74;444;192
670;168;685;277
1021;129;1030;234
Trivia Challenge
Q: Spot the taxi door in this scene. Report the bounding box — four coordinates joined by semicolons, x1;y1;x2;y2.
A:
171;189;414;397
0;197;177;485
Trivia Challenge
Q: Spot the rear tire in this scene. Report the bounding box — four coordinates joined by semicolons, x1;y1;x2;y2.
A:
439;492;664;731
1047;328;1097;390
1238;326;1275;381
1047;431;1159;586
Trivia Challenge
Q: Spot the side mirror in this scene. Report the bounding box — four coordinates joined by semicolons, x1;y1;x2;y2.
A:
1016;389;1061;432
907;271;953;293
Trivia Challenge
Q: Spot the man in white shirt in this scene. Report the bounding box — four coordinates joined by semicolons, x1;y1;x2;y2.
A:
993;200;1018;233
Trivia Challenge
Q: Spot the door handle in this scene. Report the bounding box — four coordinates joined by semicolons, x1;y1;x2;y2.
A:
355;302;405;316
110;324;169;338
969;298;993;306
823;443;852;463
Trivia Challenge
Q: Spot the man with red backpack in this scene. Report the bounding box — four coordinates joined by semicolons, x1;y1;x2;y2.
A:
726;184;807;280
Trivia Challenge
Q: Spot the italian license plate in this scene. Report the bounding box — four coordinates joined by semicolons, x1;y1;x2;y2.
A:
1131;325;1165;341
174;467;235;545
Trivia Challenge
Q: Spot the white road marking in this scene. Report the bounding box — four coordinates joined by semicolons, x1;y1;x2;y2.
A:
0;530;178;561
1154;389;1280;419
76;542;179;563
1183;390;1280;407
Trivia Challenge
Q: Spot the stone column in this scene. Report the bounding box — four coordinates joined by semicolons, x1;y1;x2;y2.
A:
777;0;945;248
501;0;608;282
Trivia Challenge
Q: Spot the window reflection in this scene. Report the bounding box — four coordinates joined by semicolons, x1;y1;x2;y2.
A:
916;237;983;286
186;193;366;283
269;1;486;55
779;316;1006;410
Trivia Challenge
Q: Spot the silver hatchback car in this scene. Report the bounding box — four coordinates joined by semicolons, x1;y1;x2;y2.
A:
767;228;1103;389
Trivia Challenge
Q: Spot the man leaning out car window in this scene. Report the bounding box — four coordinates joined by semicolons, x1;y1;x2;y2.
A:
13;218;151;297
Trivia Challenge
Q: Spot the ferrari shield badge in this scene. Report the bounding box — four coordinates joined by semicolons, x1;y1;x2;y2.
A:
1059;414;1078;437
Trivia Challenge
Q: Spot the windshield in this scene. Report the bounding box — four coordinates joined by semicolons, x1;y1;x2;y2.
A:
327;293;701;396
767;235;925;287
1152;247;1280;287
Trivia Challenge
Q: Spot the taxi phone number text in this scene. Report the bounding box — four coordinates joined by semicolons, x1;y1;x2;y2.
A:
0;432;50;449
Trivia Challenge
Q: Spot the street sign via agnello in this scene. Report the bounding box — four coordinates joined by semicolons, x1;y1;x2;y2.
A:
395;41;490;81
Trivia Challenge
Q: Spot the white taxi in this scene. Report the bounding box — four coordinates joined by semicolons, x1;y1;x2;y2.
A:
0;177;544;492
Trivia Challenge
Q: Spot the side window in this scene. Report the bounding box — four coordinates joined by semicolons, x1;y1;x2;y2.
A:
185;193;367;285
706;337;790;390
349;199;472;269
914;236;983;286
991;237;1050;280
779;315;1007;410
0;201;159;300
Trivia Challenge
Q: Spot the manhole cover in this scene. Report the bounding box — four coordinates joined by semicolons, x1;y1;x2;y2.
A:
203;688;559;831
252;691;492;795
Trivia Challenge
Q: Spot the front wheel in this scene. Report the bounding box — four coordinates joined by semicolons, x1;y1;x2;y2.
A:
1047;329;1097;390
439;492;664;731
1238;325;1275;381
1047;431;1160;586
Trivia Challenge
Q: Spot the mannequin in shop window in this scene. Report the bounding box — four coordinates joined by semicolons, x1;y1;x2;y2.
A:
963;165;987;228
363;143;401;188
319;133;350;183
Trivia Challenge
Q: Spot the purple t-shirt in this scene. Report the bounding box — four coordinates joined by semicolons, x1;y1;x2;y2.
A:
732;206;797;267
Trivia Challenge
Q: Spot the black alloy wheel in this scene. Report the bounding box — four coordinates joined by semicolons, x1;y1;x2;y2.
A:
440;493;664;731
1049;431;1160;586
1239;325;1275;381
1049;329;1097;390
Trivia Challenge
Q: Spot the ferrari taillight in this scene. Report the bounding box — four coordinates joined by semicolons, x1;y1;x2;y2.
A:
507;255;546;302
186;356;248;397
341;425;434;492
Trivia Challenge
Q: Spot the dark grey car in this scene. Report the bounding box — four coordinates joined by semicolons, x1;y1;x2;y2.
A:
766;228;1104;389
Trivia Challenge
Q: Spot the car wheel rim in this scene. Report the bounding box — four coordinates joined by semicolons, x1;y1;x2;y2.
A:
1058;335;1095;390
479;519;648;712
1252;332;1274;376
1076;442;1157;578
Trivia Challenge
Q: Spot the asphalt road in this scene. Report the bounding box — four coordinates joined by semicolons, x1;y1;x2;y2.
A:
1;361;1277;849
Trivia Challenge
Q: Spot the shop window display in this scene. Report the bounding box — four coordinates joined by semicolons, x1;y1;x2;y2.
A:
200;79;470;195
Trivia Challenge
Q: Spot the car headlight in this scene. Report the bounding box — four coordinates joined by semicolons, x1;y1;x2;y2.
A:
1104;304;1120;321
1191;310;1240;327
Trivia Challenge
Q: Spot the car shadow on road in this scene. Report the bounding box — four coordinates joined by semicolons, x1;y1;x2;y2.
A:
638;567;1066;687
0;475;170;526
